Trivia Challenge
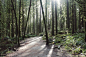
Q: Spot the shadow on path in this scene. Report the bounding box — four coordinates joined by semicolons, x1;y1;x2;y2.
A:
6;36;57;57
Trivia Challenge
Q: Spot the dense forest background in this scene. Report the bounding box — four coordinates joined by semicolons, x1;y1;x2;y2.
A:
0;0;86;55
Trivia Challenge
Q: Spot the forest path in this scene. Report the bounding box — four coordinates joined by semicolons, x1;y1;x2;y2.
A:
6;36;71;57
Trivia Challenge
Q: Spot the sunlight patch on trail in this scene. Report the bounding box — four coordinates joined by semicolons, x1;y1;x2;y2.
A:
18;37;42;51
47;45;54;57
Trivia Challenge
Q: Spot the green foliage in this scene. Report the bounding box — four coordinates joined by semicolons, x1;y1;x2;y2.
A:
72;46;82;54
25;34;36;38
55;33;86;54
39;33;43;36
6;50;12;54
65;45;72;50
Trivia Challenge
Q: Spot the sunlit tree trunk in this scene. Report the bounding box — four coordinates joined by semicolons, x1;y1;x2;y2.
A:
29;12;31;33
45;0;47;25
33;0;35;34
39;6;41;33
21;0;24;38
36;0;38;35
24;0;31;38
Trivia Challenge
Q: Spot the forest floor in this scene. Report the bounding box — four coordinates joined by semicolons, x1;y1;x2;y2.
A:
5;36;85;57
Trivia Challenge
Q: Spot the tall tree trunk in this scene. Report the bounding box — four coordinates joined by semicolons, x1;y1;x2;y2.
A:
36;0;38;35
74;2;77;32
79;11;81;30
45;0;47;25
67;0;70;30
72;0;74;34
52;0;54;35
7;0;10;37
84;4;86;42
30;12;31;33
40;0;49;45
33;0;35;34
12;9;14;37
55;0;58;35
22;0;24;38
24;0;31;38
39;6;41;33
19;0;21;37
11;0;19;46
0;0;1;38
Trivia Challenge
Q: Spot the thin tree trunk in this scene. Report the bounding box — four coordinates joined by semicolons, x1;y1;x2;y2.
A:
79;11;81;30
12;9;14;37
0;0;1;38
39;6;41;33
72;0;74;34
52;0;54;35
67;0;70;29
82;16;84;27
36;0;38;35
33;0;35;34
30;12;31;33
40;0;49;45
19;0;21;37
84;4;86;42
45;0;47;25
22;0;24;38
24;0;31;38
74;3;77;32
55;0;58;35
11;0;19;46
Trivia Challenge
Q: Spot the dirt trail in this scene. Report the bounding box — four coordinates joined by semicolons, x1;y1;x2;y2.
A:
6;36;72;57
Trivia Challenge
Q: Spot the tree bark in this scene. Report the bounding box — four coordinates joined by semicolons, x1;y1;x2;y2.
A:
72;0;75;34
11;0;19;46
74;3;77;32
39;6;41;33
40;0;49;45
55;0;58;35
52;0;54;35
24;0;31;38
67;0;70;29
19;0;21;37
33;0;35;34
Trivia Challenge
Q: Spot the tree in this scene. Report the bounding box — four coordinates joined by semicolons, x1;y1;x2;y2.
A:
55;0;58;35
23;0;32;39
11;0;18;44
72;0;75;34
67;0;70;30
19;0;21;37
22;0;25;38
36;0;38;35
74;2;77;32
39;6;42;33
45;0;47;24
33;0;35;34
0;0;1;38
40;0;49;45
52;0;54;35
